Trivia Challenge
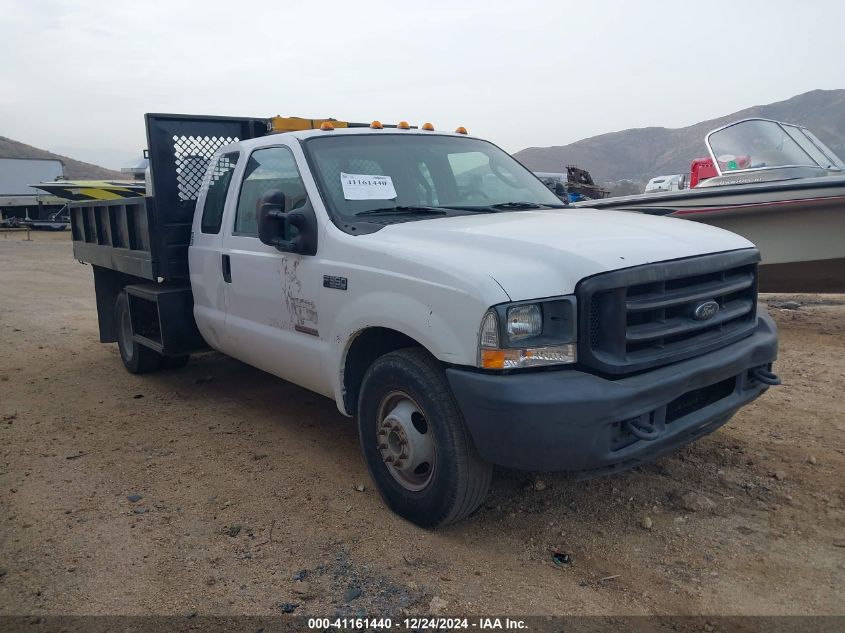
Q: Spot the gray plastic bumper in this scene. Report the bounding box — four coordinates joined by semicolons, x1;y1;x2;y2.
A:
446;312;778;473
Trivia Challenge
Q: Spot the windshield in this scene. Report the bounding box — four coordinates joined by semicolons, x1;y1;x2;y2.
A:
303;134;563;223
706;119;844;174
794;127;845;170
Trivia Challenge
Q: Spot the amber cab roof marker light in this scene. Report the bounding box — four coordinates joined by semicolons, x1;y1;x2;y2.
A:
319;121;335;131
370;120;384;129
397;121;411;129
421;122;435;131
270;116;348;132
455;126;468;134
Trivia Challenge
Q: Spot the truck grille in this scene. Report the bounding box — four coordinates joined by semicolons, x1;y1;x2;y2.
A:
577;250;760;374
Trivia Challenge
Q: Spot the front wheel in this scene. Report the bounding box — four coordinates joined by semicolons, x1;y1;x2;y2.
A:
357;348;493;528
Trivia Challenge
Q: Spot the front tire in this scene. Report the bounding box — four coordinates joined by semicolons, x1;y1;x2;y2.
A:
115;291;161;374
357;348;493;528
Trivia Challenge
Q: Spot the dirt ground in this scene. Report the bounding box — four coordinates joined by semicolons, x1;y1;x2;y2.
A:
0;229;843;617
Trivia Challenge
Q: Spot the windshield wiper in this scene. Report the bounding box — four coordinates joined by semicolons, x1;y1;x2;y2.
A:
489;201;567;209
447;201;567;212
355;205;449;217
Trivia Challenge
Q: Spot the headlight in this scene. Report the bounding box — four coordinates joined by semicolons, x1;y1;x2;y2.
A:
507;304;542;341
477;297;577;369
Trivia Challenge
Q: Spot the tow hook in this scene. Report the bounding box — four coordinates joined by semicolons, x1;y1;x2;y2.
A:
750;366;781;386
623;416;661;442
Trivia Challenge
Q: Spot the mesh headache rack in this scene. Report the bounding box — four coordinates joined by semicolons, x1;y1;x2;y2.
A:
70;113;360;281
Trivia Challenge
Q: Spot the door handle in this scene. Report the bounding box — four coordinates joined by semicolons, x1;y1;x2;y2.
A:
222;254;232;283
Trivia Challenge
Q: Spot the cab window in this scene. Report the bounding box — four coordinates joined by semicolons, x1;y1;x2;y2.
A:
200;152;239;234
234;146;306;236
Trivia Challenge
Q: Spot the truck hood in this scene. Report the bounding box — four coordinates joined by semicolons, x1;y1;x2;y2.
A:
367;208;755;301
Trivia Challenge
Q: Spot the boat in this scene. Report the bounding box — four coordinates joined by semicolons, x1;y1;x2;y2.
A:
577;118;845;293
20;205;70;231
30;180;145;202
534;165;610;202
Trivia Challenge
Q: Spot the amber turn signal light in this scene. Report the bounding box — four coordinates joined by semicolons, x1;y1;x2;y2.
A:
479;349;506;369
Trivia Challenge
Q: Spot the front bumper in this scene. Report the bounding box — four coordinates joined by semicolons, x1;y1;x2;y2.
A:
446;311;778;473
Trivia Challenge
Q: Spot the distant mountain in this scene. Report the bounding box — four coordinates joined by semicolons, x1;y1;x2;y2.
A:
0;136;125;180
514;89;845;186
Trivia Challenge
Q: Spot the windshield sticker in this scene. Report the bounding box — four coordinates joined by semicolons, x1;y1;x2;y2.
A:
340;172;397;200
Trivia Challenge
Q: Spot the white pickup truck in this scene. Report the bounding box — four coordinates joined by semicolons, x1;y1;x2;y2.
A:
70;113;779;527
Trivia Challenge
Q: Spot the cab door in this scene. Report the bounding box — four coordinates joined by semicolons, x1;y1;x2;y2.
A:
219;144;328;396
188;150;241;352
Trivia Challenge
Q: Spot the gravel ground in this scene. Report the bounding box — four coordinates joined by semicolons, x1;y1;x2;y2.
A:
0;230;843;617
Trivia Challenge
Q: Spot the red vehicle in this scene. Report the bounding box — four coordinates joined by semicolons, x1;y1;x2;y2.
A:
689;155;752;188
689;158;717;188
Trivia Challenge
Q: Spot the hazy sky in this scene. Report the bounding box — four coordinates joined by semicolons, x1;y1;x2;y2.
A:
2;0;844;168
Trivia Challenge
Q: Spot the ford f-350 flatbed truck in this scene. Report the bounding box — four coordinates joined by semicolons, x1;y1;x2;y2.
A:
70;113;779;527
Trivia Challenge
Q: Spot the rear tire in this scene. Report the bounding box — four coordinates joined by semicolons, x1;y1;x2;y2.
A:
357;348;493;528
115;291;161;374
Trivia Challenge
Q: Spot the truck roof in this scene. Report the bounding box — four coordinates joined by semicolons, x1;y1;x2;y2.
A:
234;126;476;151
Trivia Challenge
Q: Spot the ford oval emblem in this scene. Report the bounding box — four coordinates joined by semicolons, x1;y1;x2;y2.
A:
693;300;720;321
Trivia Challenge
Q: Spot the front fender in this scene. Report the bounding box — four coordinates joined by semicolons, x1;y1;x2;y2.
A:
328;286;504;415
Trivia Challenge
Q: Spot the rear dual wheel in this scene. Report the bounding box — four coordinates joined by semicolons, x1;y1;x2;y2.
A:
114;291;188;374
357;348;493;528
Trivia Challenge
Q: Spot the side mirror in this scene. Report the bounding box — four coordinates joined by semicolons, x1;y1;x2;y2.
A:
257;189;290;245
257;189;318;256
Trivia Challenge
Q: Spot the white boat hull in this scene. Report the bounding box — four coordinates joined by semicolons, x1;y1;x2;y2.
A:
580;178;845;293
672;194;845;293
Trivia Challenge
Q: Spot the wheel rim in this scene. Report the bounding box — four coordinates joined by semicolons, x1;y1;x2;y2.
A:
118;303;133;360
376;391;436;491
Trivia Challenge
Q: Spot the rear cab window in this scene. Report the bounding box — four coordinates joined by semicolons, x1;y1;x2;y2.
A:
200;152;240;234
